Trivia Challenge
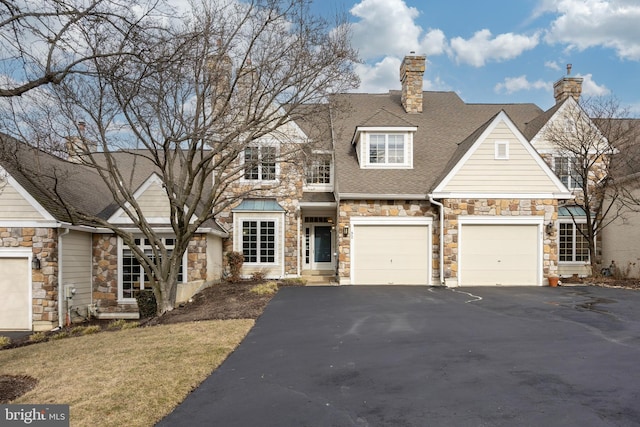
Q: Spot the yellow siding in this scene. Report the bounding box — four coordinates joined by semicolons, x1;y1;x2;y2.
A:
61;231;93;314
116;182;170;221
0;181;47;220
443;122;559;194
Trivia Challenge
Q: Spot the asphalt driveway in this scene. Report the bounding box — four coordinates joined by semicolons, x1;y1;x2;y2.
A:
157;286;640;426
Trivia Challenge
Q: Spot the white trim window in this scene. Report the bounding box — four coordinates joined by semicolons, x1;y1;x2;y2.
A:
559;222;590;263
554;157;584;189
365;133;411;168
242;220;276;263
121;237;183;300
305;154;332;187
243;144;277;181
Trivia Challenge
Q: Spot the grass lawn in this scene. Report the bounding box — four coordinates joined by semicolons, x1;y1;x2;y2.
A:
0;319;253;427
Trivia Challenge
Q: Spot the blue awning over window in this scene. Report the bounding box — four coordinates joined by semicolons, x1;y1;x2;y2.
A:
558;206;587;217
232;199;285;212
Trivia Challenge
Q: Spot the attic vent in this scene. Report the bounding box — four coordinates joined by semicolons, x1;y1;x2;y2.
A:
495;141;509;160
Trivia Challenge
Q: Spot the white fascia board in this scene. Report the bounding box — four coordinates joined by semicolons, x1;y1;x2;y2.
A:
429;192;573;200
298;202;337;208
356;126;418;132
457;215;544;225
350;216;433;225
339;193;428;200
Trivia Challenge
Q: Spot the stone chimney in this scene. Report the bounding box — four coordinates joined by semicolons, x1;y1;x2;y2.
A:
66;121;96;163
553;64;583;105
400;52;426;114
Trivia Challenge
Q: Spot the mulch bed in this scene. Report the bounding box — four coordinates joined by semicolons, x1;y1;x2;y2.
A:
0;375;38;404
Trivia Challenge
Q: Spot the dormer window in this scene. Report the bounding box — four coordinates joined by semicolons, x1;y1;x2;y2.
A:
369;134;406;164
353;126;415;169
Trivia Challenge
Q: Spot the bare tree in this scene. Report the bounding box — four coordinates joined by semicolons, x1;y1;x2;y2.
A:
0;0;168;97
1;0;358;314
543;96;640;273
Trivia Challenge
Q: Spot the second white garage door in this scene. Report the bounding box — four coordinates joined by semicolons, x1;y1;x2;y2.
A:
460;224;539;286
0;257;31;330
352;224;431;285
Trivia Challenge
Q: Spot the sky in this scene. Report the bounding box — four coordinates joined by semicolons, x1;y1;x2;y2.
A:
309;0;640;115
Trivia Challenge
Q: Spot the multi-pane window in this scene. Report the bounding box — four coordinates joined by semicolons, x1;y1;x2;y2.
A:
559;222;590;262
244;146;276;180
242;220;276;263
555;157;584;189
305;155;332;185
122;237;183;299
368;134;405;165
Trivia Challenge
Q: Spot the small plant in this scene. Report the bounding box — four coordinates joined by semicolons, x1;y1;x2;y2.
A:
29;332;47;343
50;332;70;340
279;278;307;286
121;321;139;330
249;281;278;296
251;270;267;282
0;336;11;347
70;326;85;335
136;289;157;318
81;325;102;335
226;251;244;283
107;319;127;330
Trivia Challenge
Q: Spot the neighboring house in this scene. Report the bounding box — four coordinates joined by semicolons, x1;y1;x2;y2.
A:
0;53;632;331
0;140;226;331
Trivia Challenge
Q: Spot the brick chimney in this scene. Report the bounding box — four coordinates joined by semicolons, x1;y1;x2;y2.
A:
553;64;583;105
400;52;426;114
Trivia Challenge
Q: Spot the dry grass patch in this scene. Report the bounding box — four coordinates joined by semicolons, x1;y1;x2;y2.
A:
0;319;253;427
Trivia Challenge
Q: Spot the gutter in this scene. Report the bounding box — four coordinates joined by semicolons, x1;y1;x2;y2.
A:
429;196;445;286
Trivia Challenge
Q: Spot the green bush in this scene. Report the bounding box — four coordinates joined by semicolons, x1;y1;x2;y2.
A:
136;289;157;318
29;332;47;343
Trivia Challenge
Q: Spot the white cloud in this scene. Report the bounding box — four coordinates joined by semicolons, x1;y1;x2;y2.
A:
545;60;561;71
543;0;640;60
450;29;540;67
579;73;610;97
354;56;446;94
494;75;550;94
349;0;447;60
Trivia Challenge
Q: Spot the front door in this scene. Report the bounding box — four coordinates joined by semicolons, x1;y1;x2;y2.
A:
313;226;333;270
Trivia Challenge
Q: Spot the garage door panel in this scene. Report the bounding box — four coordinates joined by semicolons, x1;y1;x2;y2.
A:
461;224;539;286
353;225;430;285
0;257;31;330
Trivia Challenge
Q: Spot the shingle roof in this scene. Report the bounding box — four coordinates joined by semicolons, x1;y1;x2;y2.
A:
330;91;544;196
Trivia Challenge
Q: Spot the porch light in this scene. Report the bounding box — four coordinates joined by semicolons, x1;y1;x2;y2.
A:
342;226;349;237
545;221;554;235
32;256;41;270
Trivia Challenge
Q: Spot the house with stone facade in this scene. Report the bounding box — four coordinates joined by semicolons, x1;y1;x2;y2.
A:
0;52;625;331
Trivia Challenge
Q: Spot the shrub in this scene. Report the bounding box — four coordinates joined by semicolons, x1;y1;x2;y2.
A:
82;325;102;335
249;281;278;296
121;321;139;330
29;332;47;343
136;289;157;318
0;336;11;347
50;332;70;340
251;270;267;282
107;319;127;330
226;251;244;282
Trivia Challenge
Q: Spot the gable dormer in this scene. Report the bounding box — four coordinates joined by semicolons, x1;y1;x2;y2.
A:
351;108;417;169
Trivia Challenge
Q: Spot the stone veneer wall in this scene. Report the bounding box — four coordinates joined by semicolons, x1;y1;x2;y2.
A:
337;200;438;282
187;234;207;281
441;199;558;281
0;227;58;328
217;160;304;277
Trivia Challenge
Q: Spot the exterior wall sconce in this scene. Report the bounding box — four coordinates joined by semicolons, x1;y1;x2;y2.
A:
32;256;41;270
342;226;349;237
545;222;554;235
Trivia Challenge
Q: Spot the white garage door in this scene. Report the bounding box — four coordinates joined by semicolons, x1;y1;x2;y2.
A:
353;225;430;285
460;224;539;286
0;257;31;330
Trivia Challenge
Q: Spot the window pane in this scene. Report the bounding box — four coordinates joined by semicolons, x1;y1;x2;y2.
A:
242;221;258;263
575;224;590;262
261;146;276;180
260;221;275;263
369;135;385;164
244;147;259;180
387;135;404;163
305;155;331;184
559;223;573;262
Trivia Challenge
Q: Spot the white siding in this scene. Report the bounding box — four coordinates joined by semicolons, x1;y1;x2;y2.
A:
0;182;46;220
443;122;560;194
61;231;92;318
601;186;640;278
115;181;170;221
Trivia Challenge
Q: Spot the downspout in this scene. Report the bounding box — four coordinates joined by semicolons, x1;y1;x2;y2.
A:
57;227;70;328
429;196;445;286
296;207;301;277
